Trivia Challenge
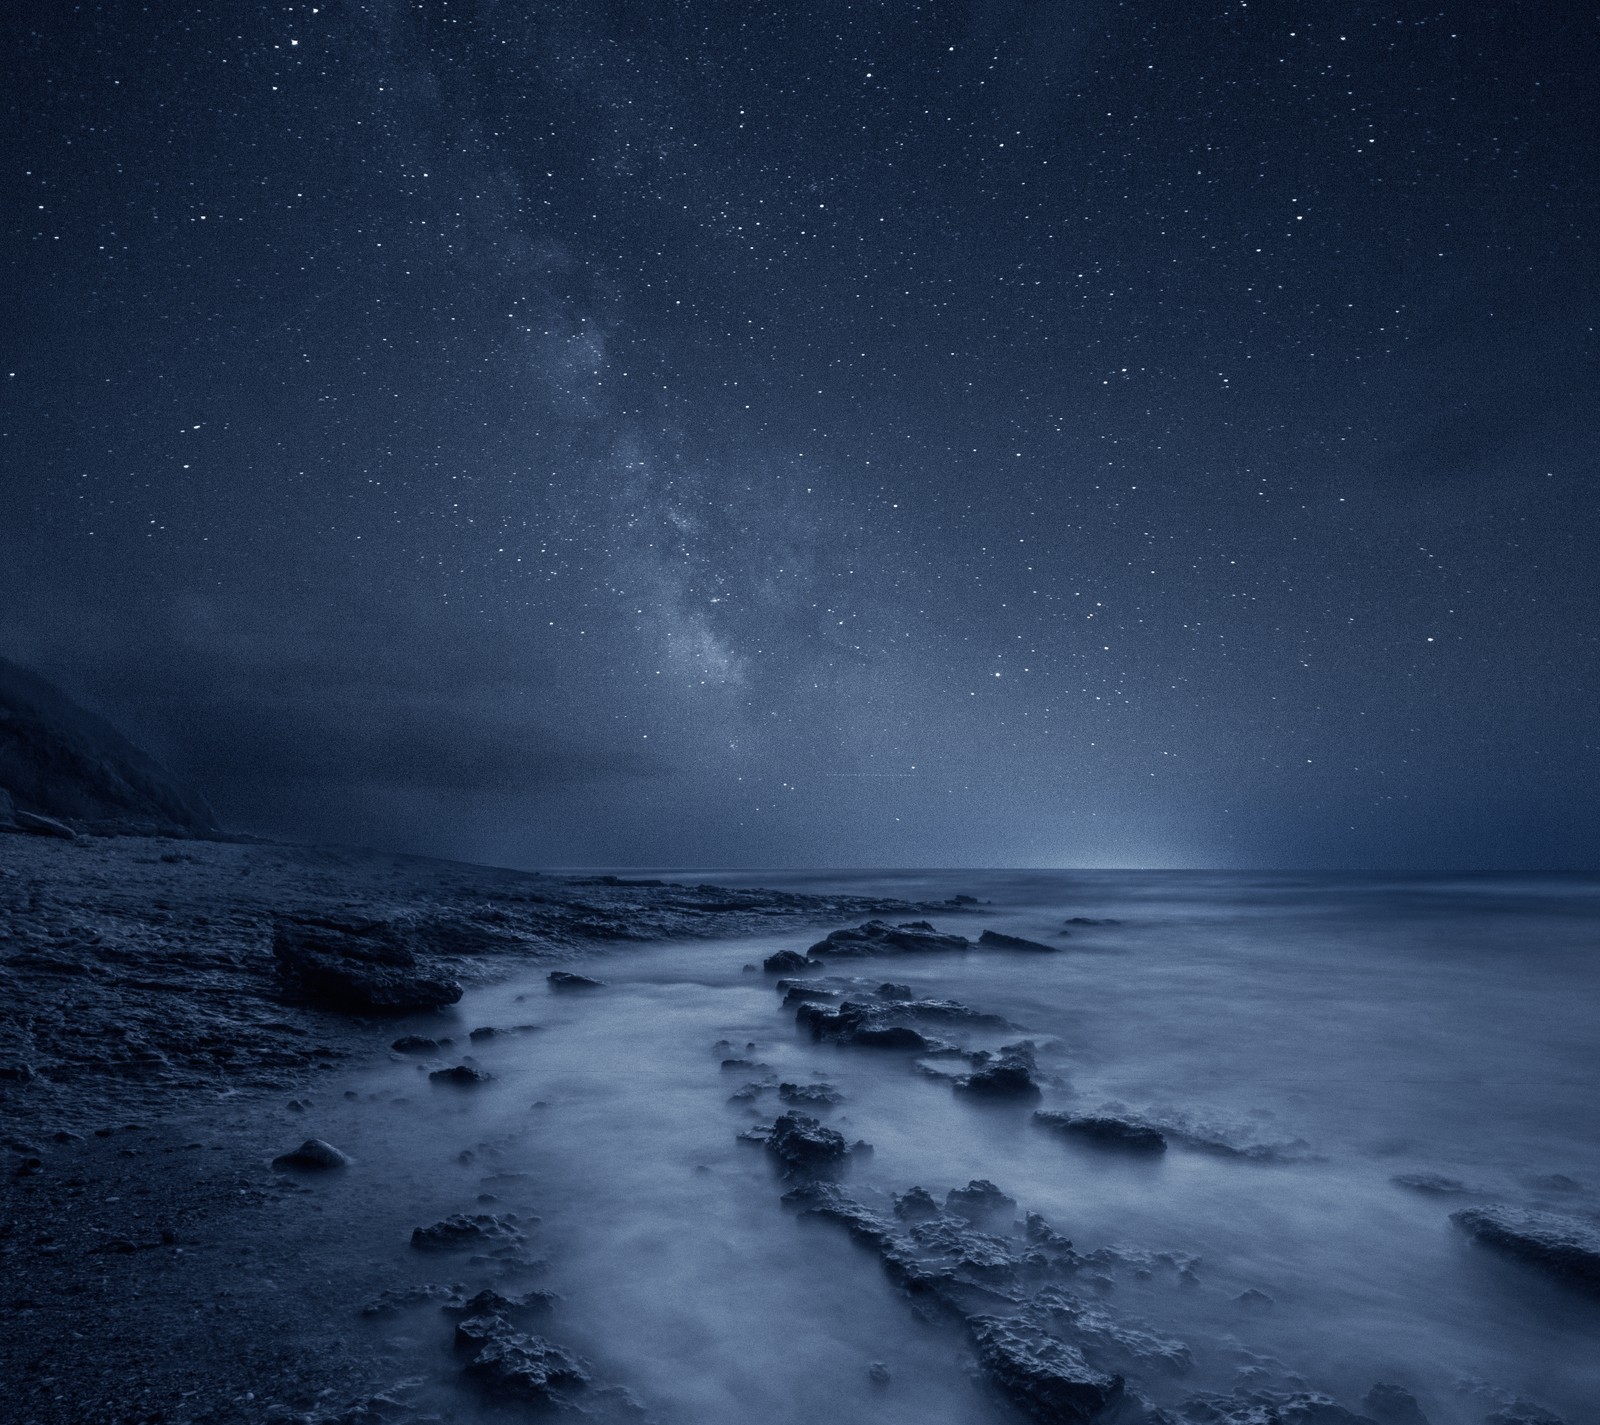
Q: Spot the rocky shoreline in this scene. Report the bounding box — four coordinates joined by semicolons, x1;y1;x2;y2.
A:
0;833;951;1424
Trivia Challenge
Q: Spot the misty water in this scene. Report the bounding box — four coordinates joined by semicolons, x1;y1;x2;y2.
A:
303;871;1599;1423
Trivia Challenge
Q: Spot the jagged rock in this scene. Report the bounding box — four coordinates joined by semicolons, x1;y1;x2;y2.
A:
782;984;837;1006
967;1315;1123;1424
979;930;1058;952
778;1081;843;1106
945;1180;1018;1228
761;1112;856;1176
894;1186;942;1221
794;999;940;1050
1450;1205;1600;1291
411;1213;524;1252
392;1034;451;1054
764;948;822;974
548;970;604;990
469;1024;537;1042
0;655;219;835
430;1064;493;1086
807;919;971;958
444;1287;557;1320
272;1137;352;1170
958;1043;1043;1098
1035;1112;1167;1153
1361;1383;1430;1425
272;916;463;1014
877;982;913;999
460;1321;589;1405
1482;1405;1568;1425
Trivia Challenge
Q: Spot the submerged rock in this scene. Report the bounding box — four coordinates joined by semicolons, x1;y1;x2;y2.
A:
764;948;822;974
978;930;1058;953
1035;1112;1167;1154
778;1081;844;1106
458;1317;590;1406
272;916;463;1014
1361;1383;1431;1425
1390;1172;1471;1195
392;1034;452;1054
1180;1390;1380;1423
429;1064;493;1086
958;1043;1043;1099
271;1137;352;1170
548;970;605;990
1450;1204;1600;1292
944;1180;1018;1228
411;1213;524;1253
807;919;971;958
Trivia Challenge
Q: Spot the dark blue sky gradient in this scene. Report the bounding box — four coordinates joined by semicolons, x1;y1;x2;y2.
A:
3;2;1596;868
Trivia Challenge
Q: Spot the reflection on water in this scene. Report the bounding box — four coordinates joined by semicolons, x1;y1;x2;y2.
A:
310;872;1600;1423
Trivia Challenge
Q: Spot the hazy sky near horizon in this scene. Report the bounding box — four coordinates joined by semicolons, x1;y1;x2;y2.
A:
3;2;1596;869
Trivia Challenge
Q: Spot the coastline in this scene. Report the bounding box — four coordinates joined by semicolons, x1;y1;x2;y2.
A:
0;833;937;1423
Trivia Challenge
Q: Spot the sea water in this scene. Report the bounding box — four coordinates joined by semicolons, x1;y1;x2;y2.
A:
314;871;1600;1424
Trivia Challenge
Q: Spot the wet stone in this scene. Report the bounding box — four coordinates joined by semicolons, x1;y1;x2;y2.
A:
958;1043;1043;1099
978;929;1058;952
410;1213;524;1252
1450;1204;1600;1292
548;970;605;990
429;1064;493;1086
1035;1112;1168;1154
271;1138;353;1171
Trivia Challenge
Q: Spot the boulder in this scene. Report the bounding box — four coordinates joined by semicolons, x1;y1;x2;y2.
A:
392;1034;451;1054
430;1064;493;1086
1450;1204;1600;1292
273;916;463;1014
763;1112;855;1176
763;948;822;974
548;970;605;990
795;1000;939;1050
271;1137;352;1170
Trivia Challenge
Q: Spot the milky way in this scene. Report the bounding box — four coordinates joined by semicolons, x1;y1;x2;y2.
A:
3;3;1595;868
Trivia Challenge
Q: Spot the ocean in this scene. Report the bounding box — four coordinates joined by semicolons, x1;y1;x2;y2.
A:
319;870;1600;1423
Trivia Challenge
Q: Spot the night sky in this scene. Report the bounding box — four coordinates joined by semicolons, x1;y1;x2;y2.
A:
3;2;1596;870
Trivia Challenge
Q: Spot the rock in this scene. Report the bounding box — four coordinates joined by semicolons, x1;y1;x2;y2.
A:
764;948;822;973
1390;1172;1471;1195
868;1360;892;1385
944;1180;1018;1228
1450;1204;1600;1291
795;999;939;1050
0;655;220;835
411;1213;524;1252
13;809;77;839
1035;1112;1167;1154
1234;1289;1274;1311
807;919;971;958
979;929;1058;952
272;1138;353;1170
444;1287;557;1320
1361;1383;1430;1425
548;970;604;990
958;1043;1043;1098
778;1081;843;1106
1482;1405;1568;1425
762;1112;855;1176
967;1315;1124;1424
894;1186;942;1221
468;1024;537;1042
947;894;982;905
273;915;463;1014
1523;1173;1583;1194
1065;917;1120;926
430;1065;493;1086
460;1323;590;1405
392;1034;451;1054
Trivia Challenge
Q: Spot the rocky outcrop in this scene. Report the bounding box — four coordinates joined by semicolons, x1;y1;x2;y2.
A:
806;919;971;958
1450;1205;1600;1292
1035;1112;1168;1153
0;656;219;836
548;970;605;990
958;1042;1043;1098
968;1315;1123;1423
979;930;1058;952
272;915;463;1014
410;1213;525;1253
756;1111;859;1177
